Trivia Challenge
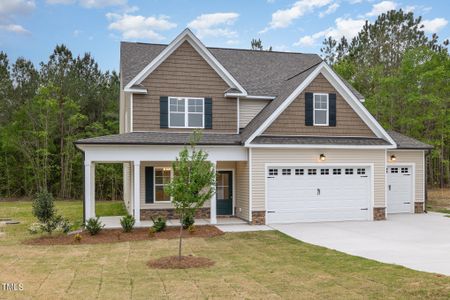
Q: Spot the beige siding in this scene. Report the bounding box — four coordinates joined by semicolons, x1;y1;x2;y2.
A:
239;99;269;128
264;74;375;137
387;150;425;203
235;161;249;220
133;41;237;133
251;148;386;211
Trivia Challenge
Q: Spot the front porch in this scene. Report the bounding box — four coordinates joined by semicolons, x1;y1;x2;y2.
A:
80;143;249;226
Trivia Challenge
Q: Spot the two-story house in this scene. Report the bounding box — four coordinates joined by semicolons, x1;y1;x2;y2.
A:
75;29;432;225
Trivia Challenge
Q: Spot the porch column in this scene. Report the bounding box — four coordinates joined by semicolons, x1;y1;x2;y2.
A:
133;161;141;223
84;161;95;220
210;160;217;224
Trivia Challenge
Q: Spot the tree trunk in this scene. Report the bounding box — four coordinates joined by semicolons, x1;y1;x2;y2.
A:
178;212;183;260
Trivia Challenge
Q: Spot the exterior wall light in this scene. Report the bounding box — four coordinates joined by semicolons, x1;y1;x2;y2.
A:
320;154;326;161
390;155;396;161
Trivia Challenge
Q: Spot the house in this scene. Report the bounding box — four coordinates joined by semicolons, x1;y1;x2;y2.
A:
75;28;432;225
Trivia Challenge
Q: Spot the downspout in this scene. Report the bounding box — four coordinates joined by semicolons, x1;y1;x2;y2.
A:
82;150;86;223
424;150;430;213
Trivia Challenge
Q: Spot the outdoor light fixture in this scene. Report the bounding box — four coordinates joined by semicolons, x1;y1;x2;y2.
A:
390;155;396;161
320;154;326;161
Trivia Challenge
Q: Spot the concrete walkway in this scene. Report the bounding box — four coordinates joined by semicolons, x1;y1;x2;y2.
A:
271;213;450;276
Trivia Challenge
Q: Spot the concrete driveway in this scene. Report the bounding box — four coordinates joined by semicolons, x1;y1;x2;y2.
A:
271;212;450;276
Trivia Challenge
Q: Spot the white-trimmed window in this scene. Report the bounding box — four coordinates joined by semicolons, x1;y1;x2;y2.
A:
313;93;329;126
154;167;171;202
169;97;204;128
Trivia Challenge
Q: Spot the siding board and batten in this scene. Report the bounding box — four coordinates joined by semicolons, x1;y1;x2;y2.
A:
264;74;375;137
132;41;237;133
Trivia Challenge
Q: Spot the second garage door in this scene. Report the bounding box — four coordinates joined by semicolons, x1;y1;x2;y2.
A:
267;166;371;224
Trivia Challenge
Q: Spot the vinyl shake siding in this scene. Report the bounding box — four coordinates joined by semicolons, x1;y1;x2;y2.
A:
264;74;375;137
132;41;237;133
250;148;386;211
239;99;270;128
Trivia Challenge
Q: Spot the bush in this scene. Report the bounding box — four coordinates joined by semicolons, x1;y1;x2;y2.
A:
181;213;195;229
148;227;156;237
188;224;196;234
74;233;82;242
28;223;41;234
32;191;55;223
120;215;135;232
151;216;166;232
84;217;104;235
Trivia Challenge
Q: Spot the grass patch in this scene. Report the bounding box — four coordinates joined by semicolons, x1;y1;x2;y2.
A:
1;201;450;299
96;200;127;217
427;188;450;214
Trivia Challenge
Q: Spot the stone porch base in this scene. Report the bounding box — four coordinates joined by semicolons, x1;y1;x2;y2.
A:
415;202;425;213
140;208;210;220
251;211;266;225
373;207;386;220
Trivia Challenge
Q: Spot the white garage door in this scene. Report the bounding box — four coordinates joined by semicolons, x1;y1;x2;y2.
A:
387;166;413;213
267;166;371;224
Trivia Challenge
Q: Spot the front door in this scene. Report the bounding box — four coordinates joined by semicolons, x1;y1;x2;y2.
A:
216;171;233;215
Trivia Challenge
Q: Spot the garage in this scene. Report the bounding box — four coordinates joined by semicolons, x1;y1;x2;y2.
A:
267;166;371;224
387;166;413;213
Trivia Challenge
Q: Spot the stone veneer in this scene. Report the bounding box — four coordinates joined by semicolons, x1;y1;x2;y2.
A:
140;208;210;220
251;211;266;225
373;207;386;220
415;202;425;213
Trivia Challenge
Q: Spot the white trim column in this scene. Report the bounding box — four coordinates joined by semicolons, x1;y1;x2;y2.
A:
133;161;141;223
210;160;217;224
84;161;95;220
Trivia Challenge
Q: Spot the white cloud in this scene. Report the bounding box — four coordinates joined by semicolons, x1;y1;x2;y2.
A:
0;24;30;34
319;3;339;18
366;1;397;17
294;17;365;47
106;13;177;41
47;0;128;8
348;0;362;4
188;12;239;38
261;0;332;32
46;0;75;4
0;0;35;16
421;18;448;33
226;39;239;45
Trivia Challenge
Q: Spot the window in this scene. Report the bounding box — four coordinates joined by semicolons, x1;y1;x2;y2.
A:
333;168;341;175
313;93;328;126
269;168;278;176
154;168;171;202
169;97;204;128
345;168;353;175
282;169;291;175
320;169;329;175
391;168;398;174
308;169;317;175
401;167;409;173
357;168;366;175
295;168;304;175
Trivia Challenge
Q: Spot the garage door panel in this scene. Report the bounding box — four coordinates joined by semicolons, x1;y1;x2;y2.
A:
267;166;371;223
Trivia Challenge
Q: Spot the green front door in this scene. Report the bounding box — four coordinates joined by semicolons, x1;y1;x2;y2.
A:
216;171;233;215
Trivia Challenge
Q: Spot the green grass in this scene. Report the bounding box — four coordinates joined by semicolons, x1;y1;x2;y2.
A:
1;201;450;299
427;188;450;216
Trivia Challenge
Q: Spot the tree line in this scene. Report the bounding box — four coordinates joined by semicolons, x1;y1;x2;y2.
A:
320;10;449;188
0;46;123;200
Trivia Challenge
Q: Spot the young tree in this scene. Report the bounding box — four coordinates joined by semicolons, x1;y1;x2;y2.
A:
165;132;216;259
251;38;272;51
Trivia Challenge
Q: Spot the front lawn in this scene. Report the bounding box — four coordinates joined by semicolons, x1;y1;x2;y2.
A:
0;201;449;299
427;188;450;214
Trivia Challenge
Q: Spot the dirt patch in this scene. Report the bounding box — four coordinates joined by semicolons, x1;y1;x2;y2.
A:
24;225;223;246
148;255;215;269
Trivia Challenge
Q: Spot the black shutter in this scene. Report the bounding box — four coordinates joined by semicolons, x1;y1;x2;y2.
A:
329;93;336;127
160;96;168;128
204;97;212;129
145;167;154;203
305;93;313;126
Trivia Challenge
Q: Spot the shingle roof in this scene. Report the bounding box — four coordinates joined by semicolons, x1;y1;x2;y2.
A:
120;42;361;99
75;132;242;145
252;135;391;146
387;131;433;149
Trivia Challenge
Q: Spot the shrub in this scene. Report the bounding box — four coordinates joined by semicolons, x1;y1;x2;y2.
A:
74;233;82;242
148;227;156;237
28;223;41;234
84;217;104;235
151;216;166;232
188;224;196;234
32;191;55;223
54;216;72;234
181;212;195;229
120;215;135;233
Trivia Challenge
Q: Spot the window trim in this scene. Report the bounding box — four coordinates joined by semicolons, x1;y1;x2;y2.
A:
168;96;205;129
153;167;172;203
313;93;329;126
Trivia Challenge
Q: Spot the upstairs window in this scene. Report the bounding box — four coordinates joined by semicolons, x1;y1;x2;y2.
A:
313;93;329;126
169;97;204;128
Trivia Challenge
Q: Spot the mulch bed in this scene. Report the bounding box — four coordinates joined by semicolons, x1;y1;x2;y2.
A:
24;225;223;246
148;255;215;269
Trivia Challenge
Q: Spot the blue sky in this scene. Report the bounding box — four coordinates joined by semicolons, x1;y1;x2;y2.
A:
1;0;449;72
